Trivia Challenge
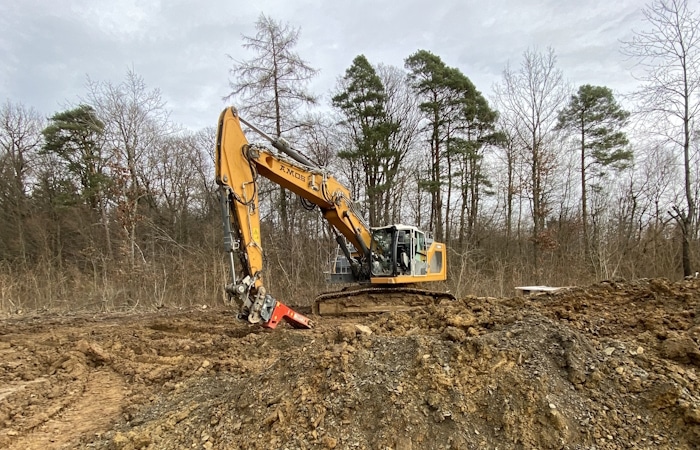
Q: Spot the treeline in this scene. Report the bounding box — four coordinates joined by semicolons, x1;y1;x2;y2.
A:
1;1;698;313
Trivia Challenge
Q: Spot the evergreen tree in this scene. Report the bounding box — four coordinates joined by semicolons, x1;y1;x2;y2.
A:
332;55;400;226
42;105;107;209
405;50;497;243
557;84;631;258
404;50;464;240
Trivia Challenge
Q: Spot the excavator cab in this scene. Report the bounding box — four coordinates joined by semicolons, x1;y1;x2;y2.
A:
369;225;429;278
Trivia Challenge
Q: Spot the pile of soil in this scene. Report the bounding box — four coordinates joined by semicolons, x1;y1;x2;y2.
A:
0;277;698;449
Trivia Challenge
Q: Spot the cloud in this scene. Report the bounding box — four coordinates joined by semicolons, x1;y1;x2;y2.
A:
0;0;646;130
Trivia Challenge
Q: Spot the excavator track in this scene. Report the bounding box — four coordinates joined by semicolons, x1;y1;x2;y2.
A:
313;286;456;316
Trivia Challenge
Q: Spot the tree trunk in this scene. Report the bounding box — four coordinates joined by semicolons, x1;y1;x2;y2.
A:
580;120;589;266
682;72;694;277
531;140;541;282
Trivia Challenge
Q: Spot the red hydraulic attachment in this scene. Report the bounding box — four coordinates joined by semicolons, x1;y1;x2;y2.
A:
263;301;313;329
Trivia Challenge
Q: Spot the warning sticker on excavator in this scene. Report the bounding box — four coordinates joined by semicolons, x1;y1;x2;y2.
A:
253;227;260;243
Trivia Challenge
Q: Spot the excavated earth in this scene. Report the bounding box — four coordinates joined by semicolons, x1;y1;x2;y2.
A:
0;278;699;449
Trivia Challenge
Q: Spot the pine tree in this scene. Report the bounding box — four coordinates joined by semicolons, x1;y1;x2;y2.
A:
42;105;107;209
557;85;631;258
332;55;399;226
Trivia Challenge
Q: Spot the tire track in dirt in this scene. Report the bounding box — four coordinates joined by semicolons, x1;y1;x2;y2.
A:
7;369;126;450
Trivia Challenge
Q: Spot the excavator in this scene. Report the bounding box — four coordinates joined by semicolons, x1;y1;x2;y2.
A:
216;107;454;329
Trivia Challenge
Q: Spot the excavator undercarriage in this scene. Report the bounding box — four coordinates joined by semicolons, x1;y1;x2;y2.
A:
313;286;456;316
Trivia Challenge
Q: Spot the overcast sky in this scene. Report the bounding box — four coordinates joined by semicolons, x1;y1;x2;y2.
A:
1;0;649;131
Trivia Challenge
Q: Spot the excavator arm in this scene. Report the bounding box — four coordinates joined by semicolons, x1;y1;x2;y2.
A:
216;107;319;329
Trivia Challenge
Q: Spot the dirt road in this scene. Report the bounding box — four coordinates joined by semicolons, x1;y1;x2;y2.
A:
1;278;698;449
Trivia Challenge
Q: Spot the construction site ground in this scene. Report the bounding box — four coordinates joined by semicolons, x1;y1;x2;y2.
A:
0;277;699;449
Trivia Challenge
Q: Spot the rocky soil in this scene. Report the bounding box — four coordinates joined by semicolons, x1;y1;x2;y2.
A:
0;277;698;449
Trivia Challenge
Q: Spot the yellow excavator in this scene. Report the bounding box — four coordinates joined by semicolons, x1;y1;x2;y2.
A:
216;107;453;329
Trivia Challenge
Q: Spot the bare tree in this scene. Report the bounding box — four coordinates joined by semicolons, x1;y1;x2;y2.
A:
557;85;632;264
0;101;43;260
189;127;218;218
295;113;339;168
622;0;700;277
491;118;525;244
227;13;318;134
493;48;570;279
377;64;422;224
86;69;173;268
145;135;202;244
227;13;318;234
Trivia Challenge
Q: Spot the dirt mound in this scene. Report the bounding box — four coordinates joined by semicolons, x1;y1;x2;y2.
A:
0;278;698;449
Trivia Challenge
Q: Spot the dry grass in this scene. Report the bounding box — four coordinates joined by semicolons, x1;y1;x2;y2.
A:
0;255;229;315
0;234;691;316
